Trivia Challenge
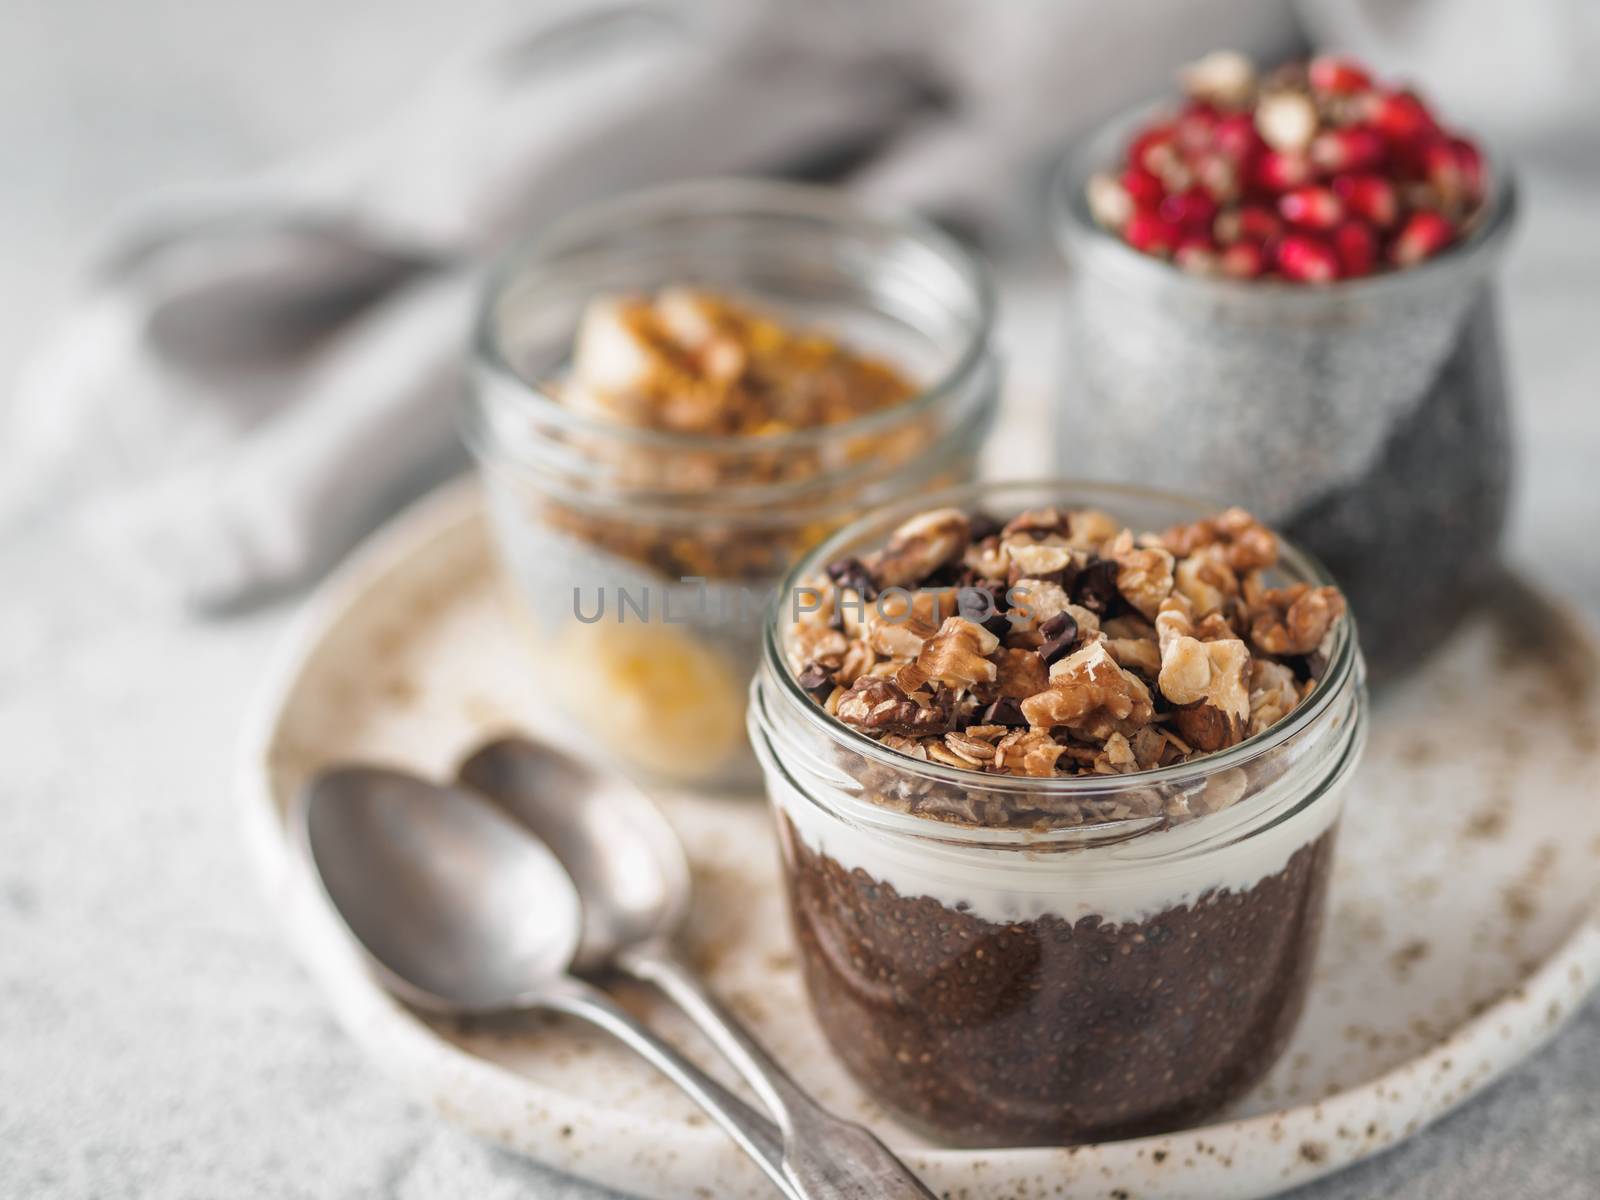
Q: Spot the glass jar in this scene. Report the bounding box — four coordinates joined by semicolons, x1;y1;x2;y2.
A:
465;180;998;790
749;481;1367;1147
1052;109;1518;682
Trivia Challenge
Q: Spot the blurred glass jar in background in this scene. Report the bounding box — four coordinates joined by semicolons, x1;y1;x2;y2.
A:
1052;109;1518;681
465;181;998;789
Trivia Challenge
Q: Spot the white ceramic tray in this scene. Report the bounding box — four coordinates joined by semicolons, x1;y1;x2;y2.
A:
242;482;1600;1200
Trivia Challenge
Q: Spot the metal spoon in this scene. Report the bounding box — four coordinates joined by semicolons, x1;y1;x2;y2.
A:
458;736;937;1200
297;766;798;1198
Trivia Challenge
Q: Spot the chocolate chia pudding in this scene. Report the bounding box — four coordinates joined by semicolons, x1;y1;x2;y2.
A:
749;482;1367;1147
780;822;1337;1146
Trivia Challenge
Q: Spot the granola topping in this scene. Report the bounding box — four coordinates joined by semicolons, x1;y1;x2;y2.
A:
567;288;916;437
788;502;1346;788
544;288;927;582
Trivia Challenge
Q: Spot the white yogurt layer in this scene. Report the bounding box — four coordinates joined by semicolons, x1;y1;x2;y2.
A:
765;754;1350;928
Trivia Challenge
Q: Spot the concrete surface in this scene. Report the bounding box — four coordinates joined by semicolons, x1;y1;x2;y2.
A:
2;2;1597;1196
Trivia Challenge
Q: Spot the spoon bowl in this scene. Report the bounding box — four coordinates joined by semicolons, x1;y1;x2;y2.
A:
300;765;582;1012
459;738;691;973
297;762;796;1196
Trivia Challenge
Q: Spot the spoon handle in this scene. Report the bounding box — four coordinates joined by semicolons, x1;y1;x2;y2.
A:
542;975;800;1199
620;942;938;1200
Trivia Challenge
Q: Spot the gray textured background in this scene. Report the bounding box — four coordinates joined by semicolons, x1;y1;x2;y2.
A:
3;1;1598;1197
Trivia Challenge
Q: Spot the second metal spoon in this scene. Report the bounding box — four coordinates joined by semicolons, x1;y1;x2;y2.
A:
458;735;936;1200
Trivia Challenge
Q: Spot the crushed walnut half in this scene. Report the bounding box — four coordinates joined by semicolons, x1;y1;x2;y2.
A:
788;503;1345;780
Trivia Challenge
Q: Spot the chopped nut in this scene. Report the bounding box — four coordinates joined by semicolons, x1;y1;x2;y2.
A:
1008;540;1075;580
1065;509;1122;550
1249;658;1302;736
1174;549;1238;618
1002;508;1069;539
1008;581;1075;632
1105;637;1162;677
1162;507;1277;572
787;624;848;674
916;617;1000;690
1092;732;1139;774
994;729;1068;777
835;677;951;737
1250;584;1347;656
872;507;970;589
1107;534;1175;620
995;647;1049;699
1158;628;1251;752
1022;641;1155;736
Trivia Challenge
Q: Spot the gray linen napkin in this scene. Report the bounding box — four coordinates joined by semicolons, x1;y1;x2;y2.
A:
5;0;1296;611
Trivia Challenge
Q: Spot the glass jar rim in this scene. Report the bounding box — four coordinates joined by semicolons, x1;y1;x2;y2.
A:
1049;97;1519;302
469;177;998;457
758;478;1362;835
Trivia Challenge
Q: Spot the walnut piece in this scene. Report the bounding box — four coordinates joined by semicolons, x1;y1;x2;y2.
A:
1249;658;1302;737
1160;628;1251;752
1173;549;1239;618
871;507;969;589
995;647;1049;699
915;617;1000;690
1250;584;1347;656
994;729;1069;776
1162;506;1278;572
1021;641;1154;736
835;677;950;736
1106;532;1175;620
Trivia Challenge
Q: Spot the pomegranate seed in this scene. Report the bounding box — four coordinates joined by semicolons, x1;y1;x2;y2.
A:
1308;55;1371;95
1310;125;1387;174
1251;150;1312;192
1131;124;1180;174
1421;137;1465;198
1120;166;1166;209
1279;186;1345;229
1452;137;1486;200
1256;91;1320;152
1212;112;1266;163
1333;221;1378;277
1124;211;1181;258
1214;204;1281;244
1180;50;1258;108
1175;235;1220;274
1086;173;1134;230
1276;234;1340;283
1391;210;1455;266
1332;173;1399;227
1159;186;1218;232
1193;153;1241;203
1370;90;1439;143
1176;103;1220;154
1220;240;1266;279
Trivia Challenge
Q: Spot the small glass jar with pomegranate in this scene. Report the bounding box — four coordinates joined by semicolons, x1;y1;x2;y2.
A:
1052;52;1518;680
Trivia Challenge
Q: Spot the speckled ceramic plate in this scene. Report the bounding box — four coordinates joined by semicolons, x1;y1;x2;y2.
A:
242;482;1600;1200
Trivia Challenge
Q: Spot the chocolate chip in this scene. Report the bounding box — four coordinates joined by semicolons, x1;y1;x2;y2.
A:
1073;558;1121;615
826;556;878;600
980;697;1028;726
796;663;835;699
1037;610;1080;666
956;581;1011;638
966;511;1004;543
